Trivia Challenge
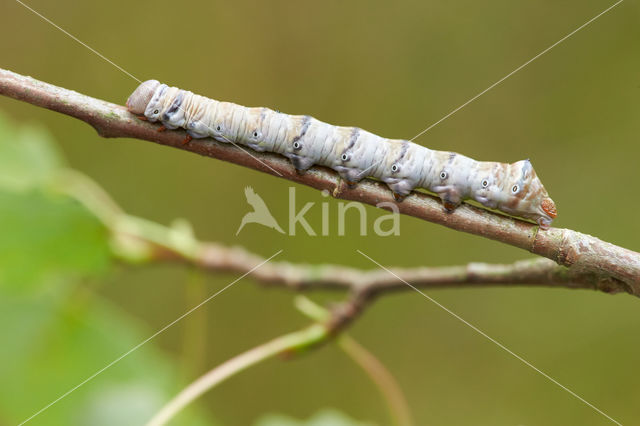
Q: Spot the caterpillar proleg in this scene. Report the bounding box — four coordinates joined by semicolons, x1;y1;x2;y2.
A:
127;80;558;228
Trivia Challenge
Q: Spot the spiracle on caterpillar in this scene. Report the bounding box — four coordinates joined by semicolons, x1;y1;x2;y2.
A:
126;80;558;229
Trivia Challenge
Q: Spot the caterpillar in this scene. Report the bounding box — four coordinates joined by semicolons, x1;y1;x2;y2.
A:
126;80;558;228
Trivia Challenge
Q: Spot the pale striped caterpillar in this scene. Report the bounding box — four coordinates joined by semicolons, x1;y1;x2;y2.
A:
126;80;558;228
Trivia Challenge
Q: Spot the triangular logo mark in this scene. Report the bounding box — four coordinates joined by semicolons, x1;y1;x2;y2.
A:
236;186;285;235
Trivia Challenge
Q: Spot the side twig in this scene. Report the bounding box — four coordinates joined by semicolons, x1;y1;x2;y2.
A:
338;336;414;426
1;68;638;292
147;292;411;426
146;323;329;426
296;296;414;426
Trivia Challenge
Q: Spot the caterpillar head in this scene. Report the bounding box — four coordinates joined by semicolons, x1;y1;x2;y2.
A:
126;80;161;115
498;159;557;228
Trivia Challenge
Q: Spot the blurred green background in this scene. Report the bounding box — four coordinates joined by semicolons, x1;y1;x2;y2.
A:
1;0;639;424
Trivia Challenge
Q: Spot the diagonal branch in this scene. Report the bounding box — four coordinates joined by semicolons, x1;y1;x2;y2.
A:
149;238;635;296
1;68;638;293
147;294;409;426
295;296;414;426
147;322;329;426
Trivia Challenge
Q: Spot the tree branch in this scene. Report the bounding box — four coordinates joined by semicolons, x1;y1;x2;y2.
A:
151;236;634;296
295;296;414;426
338;335;414;426
1;68;638;292
56;165;634;297
147;322;329;426
147;294;411;426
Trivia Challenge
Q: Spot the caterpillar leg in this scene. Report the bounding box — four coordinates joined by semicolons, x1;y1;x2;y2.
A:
136;115;148;121
537;217;552;230
187;129;209;139
385;179;415;203
157;125;167;132
438;193;459;212
335;168;364;188
247;142;266;152
290;156;315;173
435;188;463;212
182;135;192;145
441;195;463;212
442;200;459;212
392;192;406;202
187;121;212;139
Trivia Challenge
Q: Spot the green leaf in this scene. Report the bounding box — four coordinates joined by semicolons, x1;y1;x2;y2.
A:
0;189;111;290
0;114;215;424
0;293;216;426
0;113;110;291
0;114;65;191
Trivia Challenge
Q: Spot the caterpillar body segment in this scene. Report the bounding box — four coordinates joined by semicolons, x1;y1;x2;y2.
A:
127;80;557;228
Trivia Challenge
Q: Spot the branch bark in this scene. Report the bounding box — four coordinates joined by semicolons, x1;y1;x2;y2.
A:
1;68;638;293
152;239;635;296
59;161;628;298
